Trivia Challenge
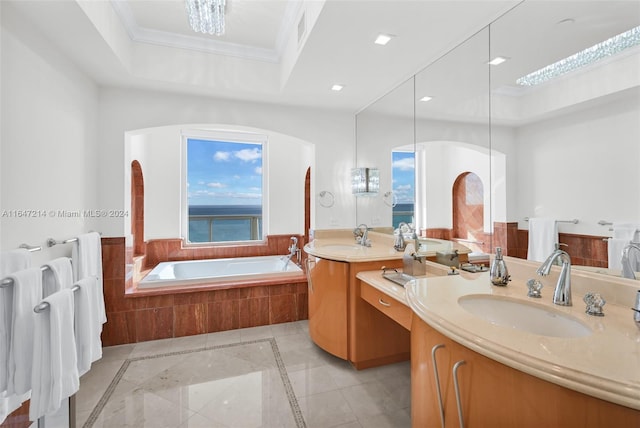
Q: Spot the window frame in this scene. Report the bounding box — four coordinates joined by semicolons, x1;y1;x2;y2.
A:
180;129;269;246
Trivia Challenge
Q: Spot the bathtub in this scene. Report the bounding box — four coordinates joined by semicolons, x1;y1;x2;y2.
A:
138;255;304;289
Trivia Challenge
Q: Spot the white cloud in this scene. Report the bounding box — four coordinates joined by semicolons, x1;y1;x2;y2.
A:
214;151;230;161
396;184;412;191
234;148;261;163
392;158;415;171
254;167;262;175
207;182;226;188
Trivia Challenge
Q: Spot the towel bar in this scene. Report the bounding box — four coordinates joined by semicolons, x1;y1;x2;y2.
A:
33;284;80;313
0;265;52;288
524;217;578;224
19;243;42;252
47;237;78;247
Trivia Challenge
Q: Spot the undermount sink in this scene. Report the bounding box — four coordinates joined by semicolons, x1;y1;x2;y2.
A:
458;294;592;338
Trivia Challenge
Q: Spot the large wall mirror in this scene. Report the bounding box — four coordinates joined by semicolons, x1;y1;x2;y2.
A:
355;1;639;275
490;1;640;273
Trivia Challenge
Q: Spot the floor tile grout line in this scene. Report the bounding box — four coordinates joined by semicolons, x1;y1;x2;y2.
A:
269;337;307;428
81;337;307;428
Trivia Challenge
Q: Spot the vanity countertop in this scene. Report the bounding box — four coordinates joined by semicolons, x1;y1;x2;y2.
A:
304;230;471;262
402;258;640;410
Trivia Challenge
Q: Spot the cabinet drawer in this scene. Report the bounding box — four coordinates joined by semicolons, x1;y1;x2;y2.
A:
361;283;412;331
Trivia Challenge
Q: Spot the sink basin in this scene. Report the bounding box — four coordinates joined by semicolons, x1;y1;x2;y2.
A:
458;295;592;338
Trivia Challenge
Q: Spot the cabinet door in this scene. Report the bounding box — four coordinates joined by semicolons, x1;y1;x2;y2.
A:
412;316;640;428
307;256;349;359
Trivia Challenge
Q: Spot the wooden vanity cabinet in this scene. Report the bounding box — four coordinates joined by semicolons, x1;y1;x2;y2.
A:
307;256;349;359
411;316;640;427
348;259;408;369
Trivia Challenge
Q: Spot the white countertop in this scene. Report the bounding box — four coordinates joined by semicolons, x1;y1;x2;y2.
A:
304;230;471;263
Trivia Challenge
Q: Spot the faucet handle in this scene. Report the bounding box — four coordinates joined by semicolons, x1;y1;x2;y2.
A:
583;292;606;317
526;279;543;298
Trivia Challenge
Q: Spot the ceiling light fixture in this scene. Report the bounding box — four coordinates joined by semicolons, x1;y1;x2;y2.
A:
488;56;508;65
331;84;344;91
517;25;640;86
419;96;433;102
374;34;394;45
185;0;227;36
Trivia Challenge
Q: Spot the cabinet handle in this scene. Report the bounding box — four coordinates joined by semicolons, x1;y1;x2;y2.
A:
378;298;391;307
431;344;446;428
453;360;467;428
305;258;316;293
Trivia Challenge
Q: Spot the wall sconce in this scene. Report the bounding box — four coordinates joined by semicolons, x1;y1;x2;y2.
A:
351;167;379;196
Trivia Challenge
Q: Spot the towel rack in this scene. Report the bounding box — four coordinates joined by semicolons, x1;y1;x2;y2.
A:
19;243;42;252
33;285;80;313
524;217;579;224
47;231;101;247
47;237;78;247
0;265;54;288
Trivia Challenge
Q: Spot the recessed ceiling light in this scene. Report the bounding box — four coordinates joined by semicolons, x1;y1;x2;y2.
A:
331;84;344;91
374;34;394;45
419;96;433;102
488;56;508;66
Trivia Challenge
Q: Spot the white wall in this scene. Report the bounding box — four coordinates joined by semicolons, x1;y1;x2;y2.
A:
514;90;640;236
98;88;356;238
125;124;313;240
1;3;99;265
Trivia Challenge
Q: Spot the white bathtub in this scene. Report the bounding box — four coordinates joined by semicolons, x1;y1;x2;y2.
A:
138;255;304;289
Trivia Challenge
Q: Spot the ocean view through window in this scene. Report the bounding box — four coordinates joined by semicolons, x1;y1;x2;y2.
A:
392;150;415;228
185;134;266;243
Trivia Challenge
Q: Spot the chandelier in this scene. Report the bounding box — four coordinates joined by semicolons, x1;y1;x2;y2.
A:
185;0;226;36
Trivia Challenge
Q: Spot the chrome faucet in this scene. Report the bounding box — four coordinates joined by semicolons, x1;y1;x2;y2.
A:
354;224;371;247
283;236;299;269
395;222;419;252
536;244;572;306
621;242;640;280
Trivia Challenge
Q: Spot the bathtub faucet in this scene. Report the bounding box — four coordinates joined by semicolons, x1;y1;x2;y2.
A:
283;237;300;270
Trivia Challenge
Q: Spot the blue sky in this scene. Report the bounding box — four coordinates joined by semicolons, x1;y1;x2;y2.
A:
187;139;263;206
392;151;415;204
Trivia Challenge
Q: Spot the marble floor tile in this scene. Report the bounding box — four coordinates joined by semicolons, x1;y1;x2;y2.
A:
78;321;411;428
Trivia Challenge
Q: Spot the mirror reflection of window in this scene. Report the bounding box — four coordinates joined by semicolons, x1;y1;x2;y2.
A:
391;150;415;228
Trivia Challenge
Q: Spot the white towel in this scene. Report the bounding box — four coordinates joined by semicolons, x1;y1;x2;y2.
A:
42;257;73;297
527;217;558;263
30;289;79;421
612;223;639;241
7;268;41;396
607;238;629;271
72;232;106;326
73;277;103;376
0;250;32;424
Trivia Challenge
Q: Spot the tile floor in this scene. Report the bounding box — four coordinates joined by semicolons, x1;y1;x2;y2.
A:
76;321;411;428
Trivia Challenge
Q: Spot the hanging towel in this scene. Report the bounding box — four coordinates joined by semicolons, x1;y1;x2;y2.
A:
612;223;640;241
42;257;73;297
0;250;32;425
6;268;41;396
30;289;79;421
72;232;106;326
527;217;558;263
607;238;629;271
73;277;102;376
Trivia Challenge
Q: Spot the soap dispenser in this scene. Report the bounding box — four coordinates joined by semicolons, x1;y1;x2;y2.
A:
490;247;510;286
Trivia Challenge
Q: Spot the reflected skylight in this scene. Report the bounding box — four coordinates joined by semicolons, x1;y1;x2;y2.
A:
517;26;640;86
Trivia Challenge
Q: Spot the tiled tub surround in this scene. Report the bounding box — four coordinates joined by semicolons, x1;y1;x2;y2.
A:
493;222;609;267
102;235;308;346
